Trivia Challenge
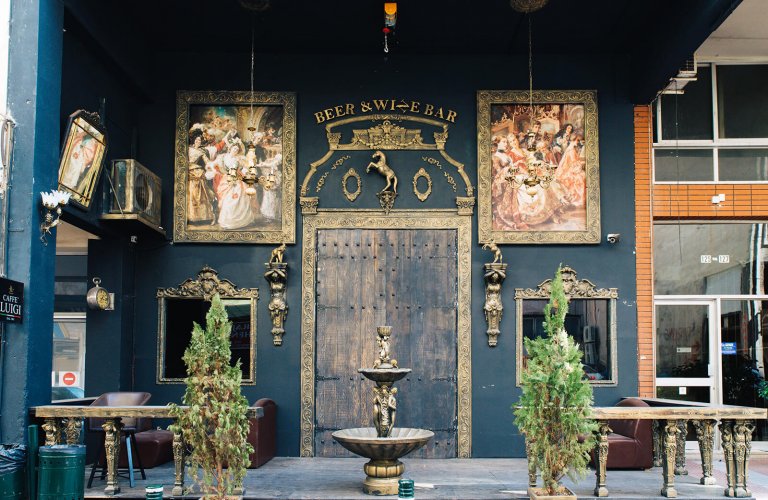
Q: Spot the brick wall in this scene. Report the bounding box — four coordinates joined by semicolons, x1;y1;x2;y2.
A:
634;105;655;397
654;184;768;218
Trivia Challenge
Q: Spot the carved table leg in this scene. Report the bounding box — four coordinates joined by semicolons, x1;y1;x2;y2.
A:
652;420;663;467
41;417;62;446
692;419;717;485
593;420;610;497
102;418;123;495
64;418;82;445
720;419;736;497
525;438;536;488
172;427;186;496
661;419;679;498
733;420;755;497
675;419;688;475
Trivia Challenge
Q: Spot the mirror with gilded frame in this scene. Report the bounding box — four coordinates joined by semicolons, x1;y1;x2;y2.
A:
156;266;258;384
515;266;617;386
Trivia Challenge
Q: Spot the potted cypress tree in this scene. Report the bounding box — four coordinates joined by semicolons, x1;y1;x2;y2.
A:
514;266;597;499
169;294;253;499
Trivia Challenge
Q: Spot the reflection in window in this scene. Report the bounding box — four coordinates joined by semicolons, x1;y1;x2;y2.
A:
654;223;768;296
718;149;768;181
515;266;617;386
52;314;86;401
161;298;254;381
654;149;714;182
659;66;713;141
717;65;768;139
522;299;611;381
655;304;709;378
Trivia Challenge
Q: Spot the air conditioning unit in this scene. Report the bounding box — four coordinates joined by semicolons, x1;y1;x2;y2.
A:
101;159;164;235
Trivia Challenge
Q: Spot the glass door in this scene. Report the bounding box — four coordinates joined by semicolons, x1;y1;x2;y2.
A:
655;301;717;404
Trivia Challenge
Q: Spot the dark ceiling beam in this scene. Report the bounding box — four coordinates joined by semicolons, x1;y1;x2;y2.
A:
630;0;742;103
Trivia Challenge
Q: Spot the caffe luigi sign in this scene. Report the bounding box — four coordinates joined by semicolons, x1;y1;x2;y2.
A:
0;277;23;323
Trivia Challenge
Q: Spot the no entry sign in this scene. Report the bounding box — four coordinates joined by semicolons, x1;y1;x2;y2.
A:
60;371;79;386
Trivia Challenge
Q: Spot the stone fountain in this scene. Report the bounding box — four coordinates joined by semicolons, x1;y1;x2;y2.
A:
332;326;434;495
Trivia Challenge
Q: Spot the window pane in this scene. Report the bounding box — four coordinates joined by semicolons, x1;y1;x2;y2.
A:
52;319;86;401
656;304;710;378
656;386;710;403
719;149;768;181
654;149;713;182
522;298;612;382
720;300;768;440
654;223;768;295
717;65;768;138
660;67;713;140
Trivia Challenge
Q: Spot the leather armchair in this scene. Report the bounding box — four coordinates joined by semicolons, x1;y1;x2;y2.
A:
247;398;277;468
592;397;653;469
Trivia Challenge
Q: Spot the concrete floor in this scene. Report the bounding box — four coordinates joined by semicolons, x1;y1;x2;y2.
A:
82;454;768;499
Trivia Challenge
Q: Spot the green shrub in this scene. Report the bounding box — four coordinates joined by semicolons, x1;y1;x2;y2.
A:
514;266;598;495
169;294;253;499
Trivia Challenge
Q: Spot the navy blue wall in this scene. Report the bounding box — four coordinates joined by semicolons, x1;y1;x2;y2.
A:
58;26;637;455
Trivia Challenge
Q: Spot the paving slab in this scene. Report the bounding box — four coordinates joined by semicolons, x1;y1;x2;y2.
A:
83;456;767;499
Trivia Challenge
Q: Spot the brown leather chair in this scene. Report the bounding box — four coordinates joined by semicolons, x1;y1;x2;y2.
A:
86;392;152;488
592;398;653;469
247;398;277;468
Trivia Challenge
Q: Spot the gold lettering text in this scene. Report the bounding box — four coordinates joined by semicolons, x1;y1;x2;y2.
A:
446;110;457;123
410;101;420;113
424;104;434;116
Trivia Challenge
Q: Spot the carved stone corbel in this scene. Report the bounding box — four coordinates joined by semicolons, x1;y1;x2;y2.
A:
265;245;289;346
300;196;319;215
482;242;505;347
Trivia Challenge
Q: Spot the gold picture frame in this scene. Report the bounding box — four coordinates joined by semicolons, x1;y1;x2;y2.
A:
477;90;600;244
57;110;108;210
156;266;258;384
173;90;296;243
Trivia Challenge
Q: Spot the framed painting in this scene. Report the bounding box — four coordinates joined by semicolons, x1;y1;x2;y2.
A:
57;110;108;210
477;90;600;244
173;90;296;243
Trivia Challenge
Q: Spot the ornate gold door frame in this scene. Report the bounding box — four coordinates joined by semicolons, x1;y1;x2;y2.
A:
300;210;472;457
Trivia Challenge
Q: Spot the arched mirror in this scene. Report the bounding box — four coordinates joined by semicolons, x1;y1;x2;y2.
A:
157;266;258;384
515;266;618;386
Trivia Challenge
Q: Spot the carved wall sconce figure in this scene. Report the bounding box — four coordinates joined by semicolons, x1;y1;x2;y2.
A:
482;241;506;347
265;243;289;346
412;167;432;202
366;150;398;213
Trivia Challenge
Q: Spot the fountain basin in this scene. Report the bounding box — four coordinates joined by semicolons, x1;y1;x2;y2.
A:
357;368;411;384
332;428;433;495
332;427;433;459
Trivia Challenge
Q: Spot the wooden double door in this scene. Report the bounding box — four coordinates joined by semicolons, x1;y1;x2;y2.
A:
315;228;458;458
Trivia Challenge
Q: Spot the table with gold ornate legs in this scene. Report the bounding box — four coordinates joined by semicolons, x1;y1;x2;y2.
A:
33;405;262;496
582;406;765;498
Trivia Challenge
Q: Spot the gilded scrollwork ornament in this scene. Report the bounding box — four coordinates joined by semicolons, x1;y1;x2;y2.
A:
412;167;432;202
482;241;506;347
342;168;362;202
265;244;289;346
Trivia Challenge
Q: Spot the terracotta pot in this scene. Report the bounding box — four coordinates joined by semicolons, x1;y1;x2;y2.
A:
527;486;576;499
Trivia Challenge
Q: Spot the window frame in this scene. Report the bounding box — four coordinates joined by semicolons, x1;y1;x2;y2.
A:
654;63;768;184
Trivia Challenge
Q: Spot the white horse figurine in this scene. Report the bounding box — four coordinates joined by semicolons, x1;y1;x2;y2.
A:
366;150;398;193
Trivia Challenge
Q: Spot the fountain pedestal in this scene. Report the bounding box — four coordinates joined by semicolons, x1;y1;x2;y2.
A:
332;326;433;495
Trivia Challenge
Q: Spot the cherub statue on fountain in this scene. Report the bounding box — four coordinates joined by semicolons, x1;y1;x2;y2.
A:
373;326;398;368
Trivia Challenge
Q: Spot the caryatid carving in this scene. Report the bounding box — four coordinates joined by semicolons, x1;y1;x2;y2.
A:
482;242;506;347
372;384;398;438
265;244;289;346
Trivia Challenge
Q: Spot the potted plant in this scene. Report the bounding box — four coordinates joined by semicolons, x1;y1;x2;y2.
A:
514;266;597;499
170;294;253;499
